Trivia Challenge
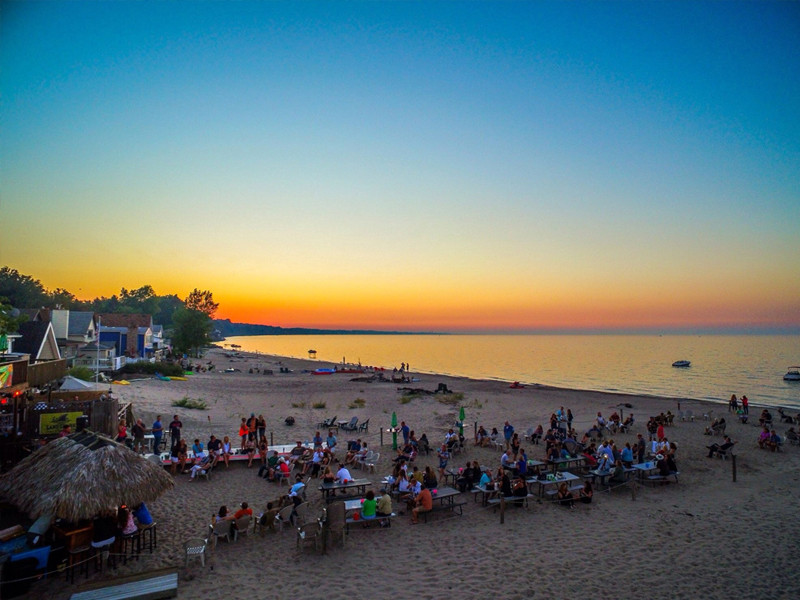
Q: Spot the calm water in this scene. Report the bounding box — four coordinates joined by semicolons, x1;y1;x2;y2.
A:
219;334;800;410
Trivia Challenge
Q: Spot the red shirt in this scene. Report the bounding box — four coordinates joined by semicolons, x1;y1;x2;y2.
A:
234;507;253;520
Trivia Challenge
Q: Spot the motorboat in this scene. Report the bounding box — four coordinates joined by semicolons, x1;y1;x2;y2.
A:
672;360;691;368
784;367;800;381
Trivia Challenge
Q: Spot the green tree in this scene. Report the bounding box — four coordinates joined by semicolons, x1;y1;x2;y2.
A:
119;285;161;315
185;289;218;318
153;294;184;329
50;287;80;310
172;307;212;357
0;267;49;308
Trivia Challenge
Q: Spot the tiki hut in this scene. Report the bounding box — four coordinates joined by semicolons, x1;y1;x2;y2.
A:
0;430;174;522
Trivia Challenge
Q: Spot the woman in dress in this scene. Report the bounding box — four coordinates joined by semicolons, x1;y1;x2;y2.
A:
221;436;232;468
116;419;128;444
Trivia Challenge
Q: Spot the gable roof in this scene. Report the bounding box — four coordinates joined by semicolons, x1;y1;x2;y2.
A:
98;314;153;329
15;321;61;361
68;311;95;336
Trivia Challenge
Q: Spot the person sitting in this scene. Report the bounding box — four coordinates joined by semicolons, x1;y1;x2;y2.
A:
656;454;671;477
361;490;377;521
321;465;336;484
271;456;290;482
207;435;222;467
707;436;736;458
620;443;634;468
335;462;353;483
500;449;515;470
258;451;280;478
417;433;430;455
475;425;489;446
191;438;205;459
189;453;213;480
757;427;771;449
258;502;280;532
609;459;627;484
531;424;543;445
766;429;782;452
396;472;413;504
376;493;393;526
511;477;528;506
557;482;575;508
132;502;153;527
287;441;307;467
411;484;433;524
489;428;500;447
456;462;475;492
304;448;325;476
220;436;233;467
326;429;337;452
579;481;593;504
759;409;773;428
234;501;253;520
289;475;306;504
422;466;438;490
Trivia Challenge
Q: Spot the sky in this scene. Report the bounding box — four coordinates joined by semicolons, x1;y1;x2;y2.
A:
2;1;799;333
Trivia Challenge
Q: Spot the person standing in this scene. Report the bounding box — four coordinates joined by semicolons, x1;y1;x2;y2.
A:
169;414;182;451
256;414;266;439
132;419;146;454
401;421;410;445
503;421;514;450
151;415;163;454
741;395;749;415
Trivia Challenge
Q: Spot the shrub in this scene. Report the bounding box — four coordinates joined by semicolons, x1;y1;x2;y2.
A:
68;366;95;381
348;398;366;409
171;396;207;410
312;402;326;409
121;361;184;376
291;402;305;409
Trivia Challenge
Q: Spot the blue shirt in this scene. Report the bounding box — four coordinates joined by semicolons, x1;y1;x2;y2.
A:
133;503;153;525
504;424;514;440
151;420;163;437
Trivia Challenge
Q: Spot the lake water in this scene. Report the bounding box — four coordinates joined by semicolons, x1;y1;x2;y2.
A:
219;334;800;410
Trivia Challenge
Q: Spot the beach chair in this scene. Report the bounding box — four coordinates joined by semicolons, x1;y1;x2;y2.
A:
356;450;374;470
523;428;534;442
710;422;726;436
275;505;295;534
233;515;251;541
296;520;323;552
184;538;208;567
786;430;800;446
365;452;379;473
684;410;694;422
340;417;359;432
293;502;314;527
358;418;370;433
702;409;714;421
209;520;231;548
317;416;336;428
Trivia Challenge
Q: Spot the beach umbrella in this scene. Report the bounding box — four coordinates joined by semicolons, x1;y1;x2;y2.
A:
0;430;174;522
458;406;465;437
391;411;397;451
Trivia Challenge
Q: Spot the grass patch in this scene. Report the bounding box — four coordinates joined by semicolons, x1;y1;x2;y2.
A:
437;392;465;406
171;396;208;410
348;398;366;409
291;402;306;409
399;396;413;404
312;402;327;409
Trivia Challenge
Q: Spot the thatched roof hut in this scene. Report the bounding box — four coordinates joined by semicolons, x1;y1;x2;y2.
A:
0;430;174;522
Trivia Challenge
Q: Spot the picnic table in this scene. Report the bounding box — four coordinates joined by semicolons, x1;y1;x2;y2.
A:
547;456;586;473
418;486;466;521
319;479;371;502
530;471;582;498
631;462;659;480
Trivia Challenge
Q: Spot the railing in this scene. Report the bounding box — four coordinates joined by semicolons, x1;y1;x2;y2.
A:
28;359;68;386
73;356;127;370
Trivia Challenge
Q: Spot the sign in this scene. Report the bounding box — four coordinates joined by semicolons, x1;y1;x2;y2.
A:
39;411;84;435
0;364;11;389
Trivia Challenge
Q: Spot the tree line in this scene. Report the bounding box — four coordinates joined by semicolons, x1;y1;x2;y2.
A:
0;267;217;355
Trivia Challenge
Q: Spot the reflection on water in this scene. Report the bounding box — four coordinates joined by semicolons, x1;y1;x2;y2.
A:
219;334;800;409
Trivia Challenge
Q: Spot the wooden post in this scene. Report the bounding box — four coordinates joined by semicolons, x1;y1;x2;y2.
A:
629;478;636;501
380;428;383;447
731;454;737;482
270;431;273;446
499;497;505;525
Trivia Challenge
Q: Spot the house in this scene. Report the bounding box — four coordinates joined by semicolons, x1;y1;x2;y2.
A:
49;310;97;365
97;314;153;359
73;340;124;371
13;321;61;363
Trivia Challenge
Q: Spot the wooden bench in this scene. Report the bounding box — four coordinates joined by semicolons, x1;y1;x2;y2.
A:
488;494;535;509
420;501;467;522
645;471;679;485
345;512;397;530
70;571;177;600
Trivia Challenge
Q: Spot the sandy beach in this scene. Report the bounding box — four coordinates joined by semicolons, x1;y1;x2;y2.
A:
31;347;800;600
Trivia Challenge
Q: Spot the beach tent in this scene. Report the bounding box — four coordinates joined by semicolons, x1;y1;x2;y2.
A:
59;375;106;392
0;430;174;522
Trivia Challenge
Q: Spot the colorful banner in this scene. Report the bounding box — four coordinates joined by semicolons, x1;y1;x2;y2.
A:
39;411;85;435
0;364;11;389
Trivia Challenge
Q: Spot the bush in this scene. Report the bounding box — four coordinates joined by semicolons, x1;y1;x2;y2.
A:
121;361;184;376
348;398;366;409
68;366;95;381
171;396;207;410
312;402;326;409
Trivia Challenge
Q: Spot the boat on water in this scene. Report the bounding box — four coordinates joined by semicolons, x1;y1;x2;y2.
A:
784;367;800;381
672;360;691;368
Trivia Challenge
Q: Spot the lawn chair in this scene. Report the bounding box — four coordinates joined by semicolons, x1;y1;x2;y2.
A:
233;515;251;541
365;452;380;473
340;417;359;432
710;422;726;436
184;538;208;567
293;502;314;527
296;520;323;552
356;450;374;470
786;430;800;446
703;409;714;421
523;428;534;442
208;520;231;548
275;504;295;534
317;416;337;428
358;418;370;433
683;410;694;422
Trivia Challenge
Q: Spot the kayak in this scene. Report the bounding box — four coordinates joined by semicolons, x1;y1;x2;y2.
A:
169;376;188;381
112;380;130;385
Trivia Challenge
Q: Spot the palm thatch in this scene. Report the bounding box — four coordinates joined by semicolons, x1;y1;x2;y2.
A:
0;430;174;522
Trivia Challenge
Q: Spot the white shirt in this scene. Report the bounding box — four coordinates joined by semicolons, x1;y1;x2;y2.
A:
336;467;352;481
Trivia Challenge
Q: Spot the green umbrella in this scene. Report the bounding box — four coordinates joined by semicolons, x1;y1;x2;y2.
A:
458;406;465;436
391;411;398;451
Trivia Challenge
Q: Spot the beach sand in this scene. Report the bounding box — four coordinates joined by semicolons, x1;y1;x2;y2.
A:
31;348;800;599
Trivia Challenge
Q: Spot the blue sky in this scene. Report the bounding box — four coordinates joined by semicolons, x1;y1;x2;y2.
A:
2;1;799;331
